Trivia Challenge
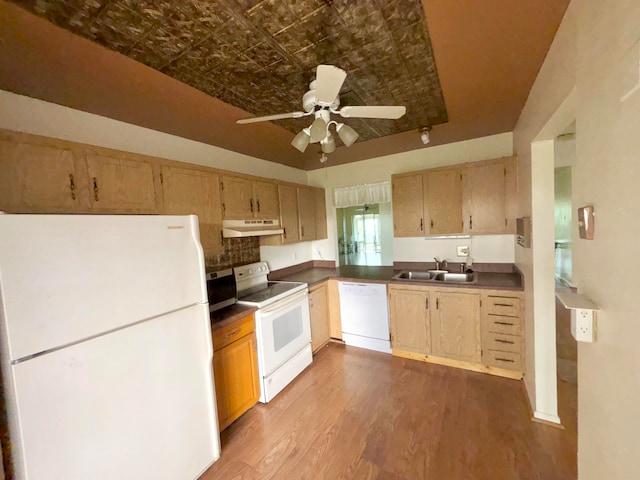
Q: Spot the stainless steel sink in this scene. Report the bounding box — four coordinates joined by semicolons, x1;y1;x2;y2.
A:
393;271;435;280
392;270;477;284
433;272;476;283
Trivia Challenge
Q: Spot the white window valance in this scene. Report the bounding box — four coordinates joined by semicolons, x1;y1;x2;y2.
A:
333;181;391;208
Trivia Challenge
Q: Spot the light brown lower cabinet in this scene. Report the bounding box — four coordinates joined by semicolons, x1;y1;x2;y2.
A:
388;284;431;355
309;282;330;352
431;290;481;364
212;314;260;431
327;279;342;339
389;284;524;379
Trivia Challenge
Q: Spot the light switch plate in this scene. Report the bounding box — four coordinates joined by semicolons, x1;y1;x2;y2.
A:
456;245;469;256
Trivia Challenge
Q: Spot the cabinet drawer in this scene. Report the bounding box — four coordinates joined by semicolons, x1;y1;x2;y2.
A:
484;350;523;371
485;315;522;335
486;296;521;317
482;332;522;353
212;315;255;351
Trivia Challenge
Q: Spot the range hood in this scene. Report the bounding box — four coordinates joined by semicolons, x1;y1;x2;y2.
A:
222;219;284;238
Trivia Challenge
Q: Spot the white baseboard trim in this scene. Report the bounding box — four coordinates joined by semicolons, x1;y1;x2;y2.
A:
533;410;562;424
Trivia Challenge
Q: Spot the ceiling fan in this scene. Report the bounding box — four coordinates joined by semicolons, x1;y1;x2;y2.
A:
236;65;407;154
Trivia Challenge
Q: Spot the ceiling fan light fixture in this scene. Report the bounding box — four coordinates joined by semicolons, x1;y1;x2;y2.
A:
321;133;336;153
420;126;431;145
291;128;311;153
336;123;359;147
310;117;328;143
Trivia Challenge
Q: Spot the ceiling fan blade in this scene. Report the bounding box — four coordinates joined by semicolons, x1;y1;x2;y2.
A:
315;65;347;105
338;105;406;119
236;111;305;124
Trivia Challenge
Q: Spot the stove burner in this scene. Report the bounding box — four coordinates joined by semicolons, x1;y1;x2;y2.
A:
237;282;302;305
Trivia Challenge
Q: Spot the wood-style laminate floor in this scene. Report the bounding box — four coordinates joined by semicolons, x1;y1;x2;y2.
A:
200;343;576;480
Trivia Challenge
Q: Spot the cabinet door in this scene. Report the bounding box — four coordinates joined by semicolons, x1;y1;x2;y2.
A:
309;284;330;352
463;162;506;234
253;180;279;219
431;291;481;363
297;187;317;241
425;170;463;235
389;287;430;354
161;166;224;256
315;188;328;240
220;175;254;219
85;153;157;213
392;174;424;237
212;332;260;431
327;279;342;339
504;157;518;234
0;139;83;212
278;184;300;244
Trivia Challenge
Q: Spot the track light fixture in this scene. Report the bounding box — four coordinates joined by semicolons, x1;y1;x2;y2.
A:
420;126;432;145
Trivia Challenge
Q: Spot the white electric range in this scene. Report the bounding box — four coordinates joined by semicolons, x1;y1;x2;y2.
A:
235;262;312;403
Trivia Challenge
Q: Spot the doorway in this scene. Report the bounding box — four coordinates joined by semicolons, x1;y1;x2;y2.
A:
337;204;382;266
554;128;578;435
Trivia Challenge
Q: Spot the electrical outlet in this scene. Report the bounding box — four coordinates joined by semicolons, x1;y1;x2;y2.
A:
571;308;595;342
456;245;469;257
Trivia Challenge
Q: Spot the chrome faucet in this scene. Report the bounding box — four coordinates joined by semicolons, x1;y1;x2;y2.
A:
434;257;448;271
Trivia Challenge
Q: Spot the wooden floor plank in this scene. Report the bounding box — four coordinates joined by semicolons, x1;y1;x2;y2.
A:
201;343;576;480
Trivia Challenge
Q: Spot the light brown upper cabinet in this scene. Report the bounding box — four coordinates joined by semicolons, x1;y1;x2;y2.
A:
84;152;157;213
297;187;317;241
431;290;481;364
315;188;328;240
278;184;300;244
0;137;83;212
462;162;506;234
424;169;463;235
252;180;279;218
0;132;158;214
392;156;517;237
392;173;425;237
220;175;278;220
504;157;518;234
161;165;224;256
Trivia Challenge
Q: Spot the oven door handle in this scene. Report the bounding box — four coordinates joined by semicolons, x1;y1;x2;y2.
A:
259;289;308;316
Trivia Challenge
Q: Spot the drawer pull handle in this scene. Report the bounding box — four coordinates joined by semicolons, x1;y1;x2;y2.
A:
496;357;515;363
495;339;515;344
69;173;76;200
93;177;99;201
225;328;241;339
493;303;513;307
495;321;514;326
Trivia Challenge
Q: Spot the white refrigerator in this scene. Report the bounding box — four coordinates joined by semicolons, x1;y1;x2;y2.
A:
0;214;220;480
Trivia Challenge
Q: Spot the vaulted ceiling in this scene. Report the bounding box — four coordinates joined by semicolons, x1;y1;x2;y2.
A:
0;0;569;170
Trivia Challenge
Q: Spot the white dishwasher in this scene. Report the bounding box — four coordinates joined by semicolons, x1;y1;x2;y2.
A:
338;282;391;354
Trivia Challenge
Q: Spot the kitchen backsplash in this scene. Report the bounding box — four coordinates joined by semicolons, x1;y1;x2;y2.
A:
204;237;260;270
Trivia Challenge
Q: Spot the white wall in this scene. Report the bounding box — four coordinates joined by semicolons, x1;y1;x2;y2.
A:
308;132;515;265
394;234;514;264
515;0;640;477
0;90;307;184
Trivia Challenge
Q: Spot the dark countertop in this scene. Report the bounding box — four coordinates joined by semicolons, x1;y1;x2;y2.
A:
210;303;257;331
273;266;523;291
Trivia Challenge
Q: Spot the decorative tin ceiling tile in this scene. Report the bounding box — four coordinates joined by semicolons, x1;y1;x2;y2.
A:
11;0;448;144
